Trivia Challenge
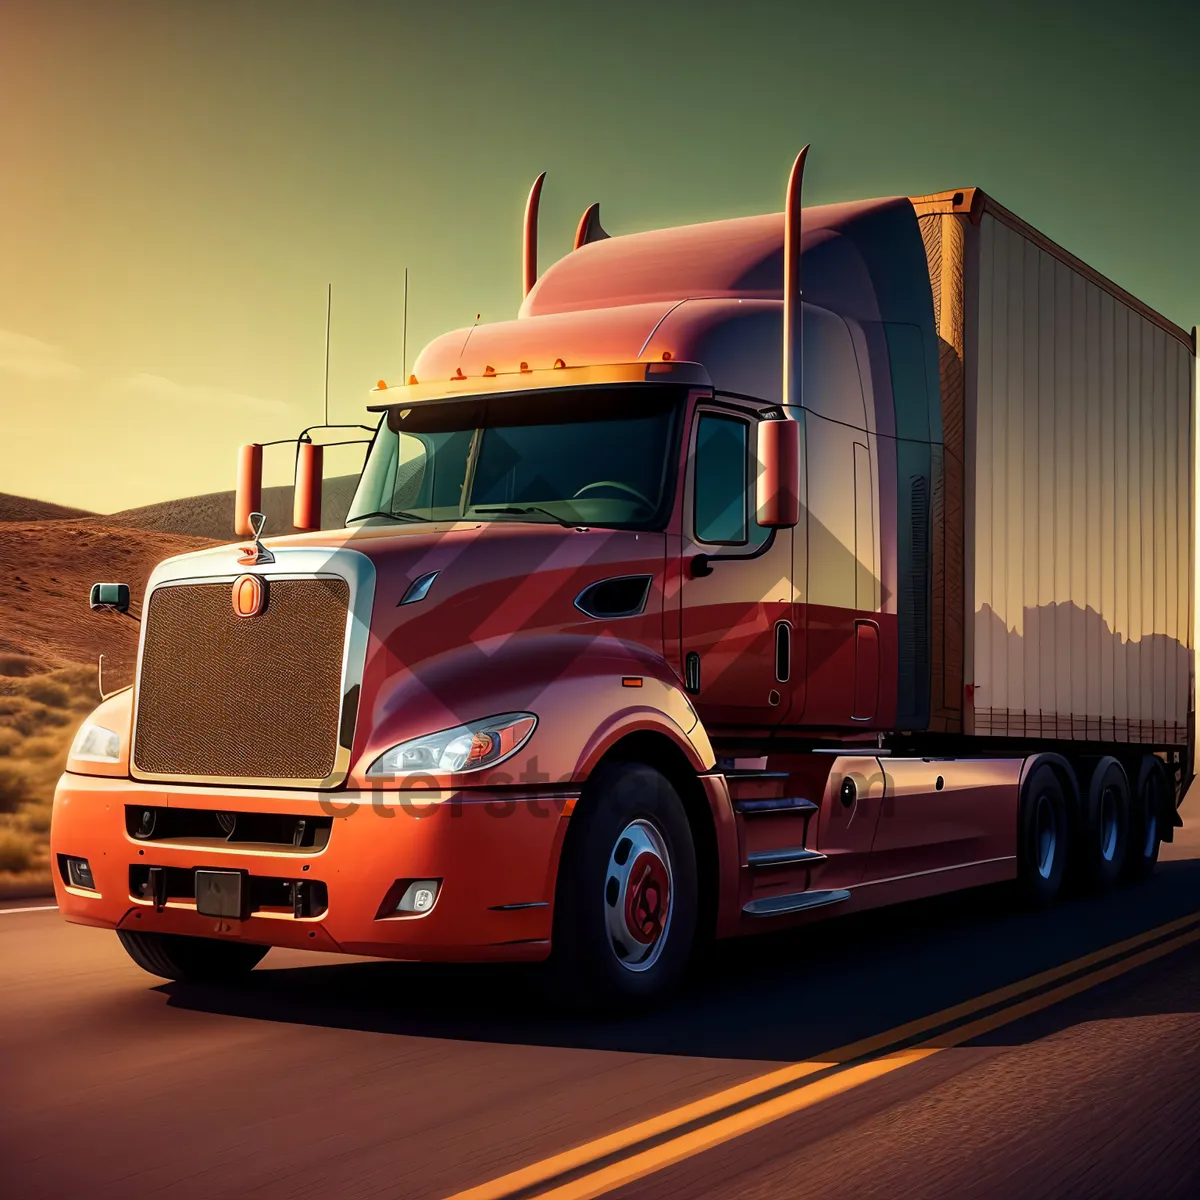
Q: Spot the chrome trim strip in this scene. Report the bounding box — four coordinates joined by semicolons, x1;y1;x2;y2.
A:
129;544;376;791
849;855;1017;890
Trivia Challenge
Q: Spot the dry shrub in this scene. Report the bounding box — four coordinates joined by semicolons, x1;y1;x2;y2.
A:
0;665;99;875
23;677;70;708
0;761;34;813
0;653;46;678
0;827;37;873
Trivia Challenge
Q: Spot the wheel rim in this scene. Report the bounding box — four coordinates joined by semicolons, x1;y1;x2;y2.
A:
1035;792;1058;880
1099;785;1119;862
604;818;673;973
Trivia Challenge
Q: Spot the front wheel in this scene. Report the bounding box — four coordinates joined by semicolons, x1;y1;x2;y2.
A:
117;930;269;981
550;761;698;1010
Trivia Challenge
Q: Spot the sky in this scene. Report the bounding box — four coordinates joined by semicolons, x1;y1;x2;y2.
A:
1;0;1196;512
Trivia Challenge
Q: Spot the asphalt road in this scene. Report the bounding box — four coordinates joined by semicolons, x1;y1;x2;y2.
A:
4;818;1200;1200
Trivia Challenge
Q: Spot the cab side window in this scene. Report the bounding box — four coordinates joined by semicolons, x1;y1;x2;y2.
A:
694;413;749;544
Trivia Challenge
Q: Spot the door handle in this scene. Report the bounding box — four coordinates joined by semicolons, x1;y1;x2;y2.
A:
775;620;791;683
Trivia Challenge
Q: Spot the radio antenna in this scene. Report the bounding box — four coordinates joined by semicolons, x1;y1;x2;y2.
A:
323;282;332;425
402;267;409;379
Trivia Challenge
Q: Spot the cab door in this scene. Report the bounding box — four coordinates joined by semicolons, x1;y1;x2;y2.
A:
679;402;796;733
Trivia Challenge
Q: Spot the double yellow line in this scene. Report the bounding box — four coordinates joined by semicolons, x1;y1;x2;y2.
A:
448;910;1200;1200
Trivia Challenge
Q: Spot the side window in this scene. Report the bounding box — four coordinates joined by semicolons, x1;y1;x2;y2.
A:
694;413;749;544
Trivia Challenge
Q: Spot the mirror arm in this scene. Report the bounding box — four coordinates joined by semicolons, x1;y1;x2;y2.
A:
690;528;777;578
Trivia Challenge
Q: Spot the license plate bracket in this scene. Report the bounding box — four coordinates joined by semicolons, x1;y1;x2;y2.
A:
195;869;248;920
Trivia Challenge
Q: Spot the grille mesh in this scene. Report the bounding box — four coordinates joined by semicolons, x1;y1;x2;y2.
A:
133;577;350;780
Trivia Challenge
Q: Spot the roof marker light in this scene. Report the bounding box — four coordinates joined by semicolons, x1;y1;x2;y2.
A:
408;374;418;385
554;357;566;369
453;367;466;380
484;365;496;377
661;351;672;361
376;379;387;390
519;361;531;373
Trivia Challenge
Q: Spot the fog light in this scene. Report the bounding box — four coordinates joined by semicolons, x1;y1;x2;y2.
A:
64;856;96;891
396;879;440;914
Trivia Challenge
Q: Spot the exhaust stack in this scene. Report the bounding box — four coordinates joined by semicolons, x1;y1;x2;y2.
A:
783;145;809;412
573;202;610;249
522;172;546;298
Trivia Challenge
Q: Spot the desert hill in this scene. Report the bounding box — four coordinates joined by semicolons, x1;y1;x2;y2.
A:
0;520;217;680
103;473;359;540
0;493;96;523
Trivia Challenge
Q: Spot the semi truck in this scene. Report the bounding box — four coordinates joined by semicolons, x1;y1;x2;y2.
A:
52;149;1197;1005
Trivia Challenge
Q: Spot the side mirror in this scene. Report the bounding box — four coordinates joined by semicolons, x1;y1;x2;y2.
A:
89;582;130;614
293;441;323;531
756;418;801;528
235;444;263;537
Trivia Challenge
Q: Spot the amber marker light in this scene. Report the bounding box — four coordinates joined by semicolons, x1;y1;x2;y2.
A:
376;379;388;390
622;677;644;688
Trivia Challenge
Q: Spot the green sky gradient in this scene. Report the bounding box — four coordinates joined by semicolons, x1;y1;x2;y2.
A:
1;0;1195;511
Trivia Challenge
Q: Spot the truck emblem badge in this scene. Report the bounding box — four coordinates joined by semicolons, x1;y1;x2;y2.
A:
237;511;275;566
231;573;267;619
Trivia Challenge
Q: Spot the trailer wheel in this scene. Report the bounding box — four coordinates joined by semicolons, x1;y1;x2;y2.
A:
1126;756;1167;880
1017;763;1070;906
551;760;697;1009
116;930;269;981
1078;757;1130;890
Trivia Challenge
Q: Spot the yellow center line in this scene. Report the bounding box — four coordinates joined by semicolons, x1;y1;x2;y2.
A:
445;910;1200;1200
529;924;1200;1200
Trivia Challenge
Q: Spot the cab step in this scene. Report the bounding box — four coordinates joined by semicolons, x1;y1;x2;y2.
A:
733;795;818;816
747;847;826;869
742;889;851;918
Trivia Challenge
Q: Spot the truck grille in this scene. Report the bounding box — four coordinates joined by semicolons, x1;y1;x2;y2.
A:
133;577;351;781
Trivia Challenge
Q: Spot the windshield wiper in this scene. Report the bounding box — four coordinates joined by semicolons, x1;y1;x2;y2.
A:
471;505;577;528
346;509;431;524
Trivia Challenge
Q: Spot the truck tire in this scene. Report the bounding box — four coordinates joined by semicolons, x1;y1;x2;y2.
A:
1126;756;1167;880
1077;757;1130;891
116;930;269;981
1017;763;1070;907
551;760;698;1010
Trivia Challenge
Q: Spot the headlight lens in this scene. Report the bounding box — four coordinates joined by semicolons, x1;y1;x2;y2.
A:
70;722;121;763
366;712;537;778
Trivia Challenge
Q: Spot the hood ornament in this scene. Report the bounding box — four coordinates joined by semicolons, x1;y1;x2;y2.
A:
238;511;275;566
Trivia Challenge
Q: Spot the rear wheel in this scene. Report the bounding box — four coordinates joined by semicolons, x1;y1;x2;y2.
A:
1126;756;1167;880
1017;763;1070;907
117;930;269;981
1078;757;1130;890
551;761;697;1010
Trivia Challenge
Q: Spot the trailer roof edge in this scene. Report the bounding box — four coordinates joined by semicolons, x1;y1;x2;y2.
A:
911;187;1193;352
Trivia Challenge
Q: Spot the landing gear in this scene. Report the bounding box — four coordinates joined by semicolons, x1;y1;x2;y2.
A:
117;930;269;981
551;761;697;1008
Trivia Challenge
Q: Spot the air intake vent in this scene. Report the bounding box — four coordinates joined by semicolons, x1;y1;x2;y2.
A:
574;575;652;620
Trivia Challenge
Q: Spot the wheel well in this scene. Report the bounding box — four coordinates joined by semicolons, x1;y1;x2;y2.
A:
592;732;719;945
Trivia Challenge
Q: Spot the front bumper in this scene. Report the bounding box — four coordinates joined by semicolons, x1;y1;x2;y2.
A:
50;773;576;962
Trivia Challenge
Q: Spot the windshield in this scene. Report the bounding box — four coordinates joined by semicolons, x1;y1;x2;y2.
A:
348;385;683;530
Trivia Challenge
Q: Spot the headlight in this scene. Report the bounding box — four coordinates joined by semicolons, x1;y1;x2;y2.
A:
366;712;537;778
70;722;121;763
